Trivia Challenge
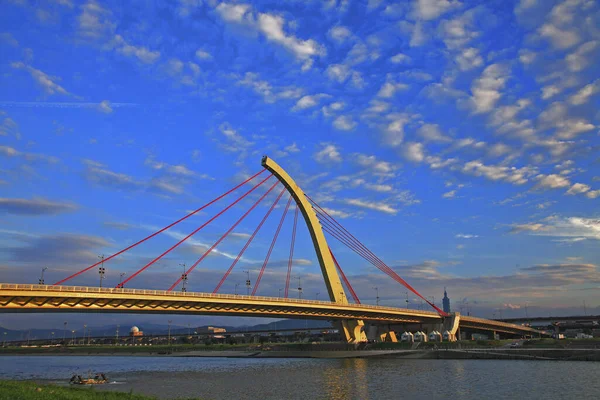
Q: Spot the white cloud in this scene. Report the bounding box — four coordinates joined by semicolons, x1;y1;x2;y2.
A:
215;3;324;67
322;207;351;219
569;79;600;105
0;145;60;164
195;49;212;60
456;234;478;239
314;143;342;163
98;100;112;114
455;47;483;71
566;41;598;72
461;161;535;185
292;93;329;111
257;13;324;60
510;223;550;234
586;190;600;199
470;64;511;114
218;123;253;152
343;198;398;215
144;156;211;180
566;183;590;196
284;142;300;153
535;174;571;190
401;142;425;163
377;80;409;98
328;26;351;42
539;24;580;49
333;115;356;131
113;35;160;63
488;143;512;158
383;115;410;148
215;2;251;23
11;62;77;98
415;0;460;20
418;124;451;142
77;0;114;39
325;64;350;83
390;53;411;64
443;190;456;198
511;216;600;241
322;101;345;117
353;154;396;176
410;21;427;47
237;72;302;103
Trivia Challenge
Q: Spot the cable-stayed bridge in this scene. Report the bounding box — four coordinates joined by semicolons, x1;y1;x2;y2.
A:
0;156;541;342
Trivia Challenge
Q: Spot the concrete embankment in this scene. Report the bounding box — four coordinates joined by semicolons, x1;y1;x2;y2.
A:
173;348;600;361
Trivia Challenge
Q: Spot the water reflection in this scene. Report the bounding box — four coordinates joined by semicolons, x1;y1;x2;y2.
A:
0;356;599;400
323;359;369;400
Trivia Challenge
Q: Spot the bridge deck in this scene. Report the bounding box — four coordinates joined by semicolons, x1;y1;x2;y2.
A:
0;284;539;335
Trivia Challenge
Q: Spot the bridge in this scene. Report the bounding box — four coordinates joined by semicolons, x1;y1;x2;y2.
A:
0;156;542;342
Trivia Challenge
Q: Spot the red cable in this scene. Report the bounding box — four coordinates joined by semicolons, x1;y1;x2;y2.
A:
119;174;274;288
308;195;447;316
322;221;447;314
284;205;299;298
329;247;361;304
213;187;287;293
253;195;293;296
167;180;281;292
53;169;266;285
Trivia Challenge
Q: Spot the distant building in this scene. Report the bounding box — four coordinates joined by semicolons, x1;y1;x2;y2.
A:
442;288;451;314
129;326;143;337
197;326;226;334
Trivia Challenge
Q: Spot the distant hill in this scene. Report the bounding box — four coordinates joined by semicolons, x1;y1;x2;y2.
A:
0;319;334;342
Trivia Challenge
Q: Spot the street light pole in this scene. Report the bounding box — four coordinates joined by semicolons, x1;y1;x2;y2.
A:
119;273;126;288
244;270;251;295
63;321;67;345
316;292;320;301
373;287;379;306
235;283;240;295
39;267;48;285
278;288;282;298
98;254;105;288
180;263;187;293
405;291;409;308
295;276;302;299
83;324;87;345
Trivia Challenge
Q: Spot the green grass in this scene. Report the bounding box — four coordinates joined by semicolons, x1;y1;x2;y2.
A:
0;381;158;400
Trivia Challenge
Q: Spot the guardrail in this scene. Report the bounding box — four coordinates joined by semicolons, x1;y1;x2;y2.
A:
0;283;440;317
461;315;538;331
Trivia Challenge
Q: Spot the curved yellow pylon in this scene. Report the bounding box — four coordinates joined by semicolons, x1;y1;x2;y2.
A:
262;156;348;304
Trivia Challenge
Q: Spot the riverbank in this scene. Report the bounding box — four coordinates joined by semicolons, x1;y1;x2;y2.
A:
0;380;163;400
2;340;599;361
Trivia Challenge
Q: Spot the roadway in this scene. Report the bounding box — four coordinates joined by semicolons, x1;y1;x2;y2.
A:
0;284;541;337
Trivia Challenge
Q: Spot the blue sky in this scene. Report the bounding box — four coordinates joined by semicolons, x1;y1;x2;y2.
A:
1;0;599;329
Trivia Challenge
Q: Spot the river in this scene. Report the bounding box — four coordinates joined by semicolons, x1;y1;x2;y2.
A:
0;356;598;399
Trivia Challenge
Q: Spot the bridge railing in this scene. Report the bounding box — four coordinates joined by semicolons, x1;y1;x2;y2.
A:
0;283;441;317
461;315;537;331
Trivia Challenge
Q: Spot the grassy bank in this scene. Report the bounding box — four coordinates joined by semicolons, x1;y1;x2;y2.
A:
0;380;161;400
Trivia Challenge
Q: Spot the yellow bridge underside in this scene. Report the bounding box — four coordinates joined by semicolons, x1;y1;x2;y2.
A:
0;284;539;336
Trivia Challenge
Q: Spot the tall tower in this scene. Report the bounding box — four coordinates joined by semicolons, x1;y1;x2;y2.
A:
442;287;451;314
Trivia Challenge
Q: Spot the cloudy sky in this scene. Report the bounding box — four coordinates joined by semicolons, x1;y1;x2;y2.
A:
1;0;599;329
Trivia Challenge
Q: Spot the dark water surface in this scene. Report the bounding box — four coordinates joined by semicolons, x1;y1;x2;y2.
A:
1;356;599;399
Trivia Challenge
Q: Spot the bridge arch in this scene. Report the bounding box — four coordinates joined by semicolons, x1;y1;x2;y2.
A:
261;156;347;304
262;156;367;343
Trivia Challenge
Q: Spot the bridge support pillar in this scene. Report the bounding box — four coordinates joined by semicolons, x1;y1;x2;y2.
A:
442;312;460;342
377;325;398;343
340;320;367;344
